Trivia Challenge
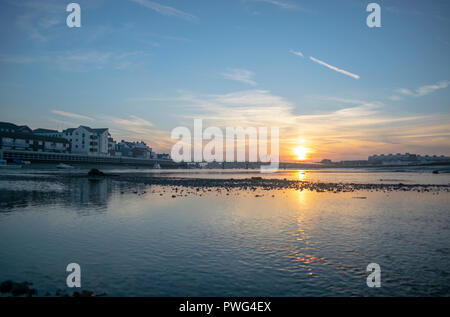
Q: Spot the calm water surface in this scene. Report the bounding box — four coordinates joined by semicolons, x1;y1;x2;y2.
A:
3;166;450;184
0;169;449;296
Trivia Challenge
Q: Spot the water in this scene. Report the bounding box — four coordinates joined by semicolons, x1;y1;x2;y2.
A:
0;169;449;296
2;166;450;184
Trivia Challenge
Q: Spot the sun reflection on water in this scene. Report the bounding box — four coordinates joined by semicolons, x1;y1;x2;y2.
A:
289;189;328;277
297;170;306;180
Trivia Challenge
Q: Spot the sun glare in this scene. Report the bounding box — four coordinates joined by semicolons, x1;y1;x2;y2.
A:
293;146;310;161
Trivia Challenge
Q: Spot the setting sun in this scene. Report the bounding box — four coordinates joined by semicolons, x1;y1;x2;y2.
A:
293;146;310;161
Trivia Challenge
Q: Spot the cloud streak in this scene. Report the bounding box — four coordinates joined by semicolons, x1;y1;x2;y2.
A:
129;0;198;22
399;80;450;97
0;54;36;64
290;49;304;57
101;115;173;151
222;68;257;86
251;0;300;10
51;110;93;121
0;50;149;72
108;115;153;128
309;56;360;79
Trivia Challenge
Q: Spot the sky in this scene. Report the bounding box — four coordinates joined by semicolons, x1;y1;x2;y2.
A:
0;0;449;161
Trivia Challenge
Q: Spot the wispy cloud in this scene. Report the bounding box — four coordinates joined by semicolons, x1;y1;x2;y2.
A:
0;54;36;64
388;95;403;101
51;110;93;121
100;114;173;150
108;115;153;128
129;0;198;22
309;56;360;80
62;51;112;64
401;80;449;97
7;0;66;42
222;68;257;86
54;51;113;72
250;0;300;10
0;50;149;71
290;49;304;58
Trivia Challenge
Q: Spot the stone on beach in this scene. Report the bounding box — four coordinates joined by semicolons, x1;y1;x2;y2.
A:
0;280;37;297
88;168;105;177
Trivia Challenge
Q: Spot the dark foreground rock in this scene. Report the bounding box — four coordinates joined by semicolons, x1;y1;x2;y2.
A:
0;280;105;297
88;168;105;177
0;280;37;297
73;290;95;297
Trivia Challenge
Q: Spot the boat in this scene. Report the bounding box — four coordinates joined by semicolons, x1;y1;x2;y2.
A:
56;163;74;169
0;159;22;169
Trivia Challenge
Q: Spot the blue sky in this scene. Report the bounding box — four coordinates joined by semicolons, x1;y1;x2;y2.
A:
0;0;449;160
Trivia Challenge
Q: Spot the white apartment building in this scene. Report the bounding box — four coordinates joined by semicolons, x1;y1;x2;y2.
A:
62;126;110;155
33;128;62;138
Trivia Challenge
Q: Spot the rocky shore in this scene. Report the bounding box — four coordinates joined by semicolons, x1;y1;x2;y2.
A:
117;175;450;193
0;280;102;297
0;172;449;193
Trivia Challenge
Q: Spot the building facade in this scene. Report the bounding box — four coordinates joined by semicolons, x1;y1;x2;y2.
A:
33;128;62;138
117;140;154;159
0;131;70;153
0;122;33;134
62;126;110;156
368;153;450;165
1;122;167;160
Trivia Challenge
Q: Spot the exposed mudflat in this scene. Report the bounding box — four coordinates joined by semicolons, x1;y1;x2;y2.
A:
1;173;449;193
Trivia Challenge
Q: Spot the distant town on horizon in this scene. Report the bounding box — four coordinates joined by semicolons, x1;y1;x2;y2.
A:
1;121;449;168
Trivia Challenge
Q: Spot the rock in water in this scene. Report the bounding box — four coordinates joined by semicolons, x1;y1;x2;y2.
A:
0;280;36;296
0;280;13;293
73;290;95;297
88;168;105;177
